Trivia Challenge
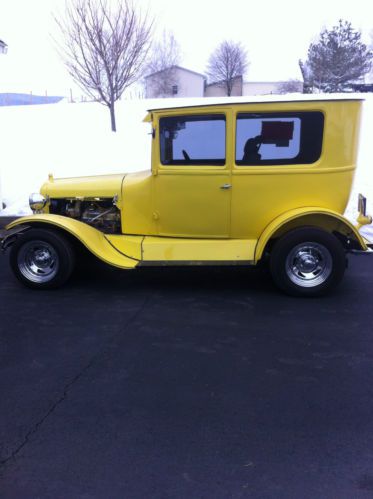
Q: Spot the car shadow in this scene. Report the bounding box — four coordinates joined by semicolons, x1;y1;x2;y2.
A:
72;252;275;295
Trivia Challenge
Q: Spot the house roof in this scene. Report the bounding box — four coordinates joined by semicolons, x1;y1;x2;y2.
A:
0;39;7;47
145;65;205;80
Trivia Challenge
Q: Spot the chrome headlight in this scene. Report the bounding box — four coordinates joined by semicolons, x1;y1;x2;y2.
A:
29;193;47;212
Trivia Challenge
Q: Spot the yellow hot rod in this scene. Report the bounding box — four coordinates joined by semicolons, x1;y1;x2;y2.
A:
2;96;372;296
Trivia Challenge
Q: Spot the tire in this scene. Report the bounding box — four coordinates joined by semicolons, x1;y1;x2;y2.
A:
9;228;75;289
269;227;346;297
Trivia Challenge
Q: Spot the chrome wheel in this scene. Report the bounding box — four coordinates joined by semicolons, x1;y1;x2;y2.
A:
285;242;332;288
17;240;59;283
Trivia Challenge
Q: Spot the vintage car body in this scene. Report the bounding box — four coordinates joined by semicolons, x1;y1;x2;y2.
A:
2;96;372;295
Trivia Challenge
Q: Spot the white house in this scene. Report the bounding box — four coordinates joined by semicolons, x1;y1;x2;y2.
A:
145;65;304;98
243;80;303;95
145;66;205;98
204;76;243;97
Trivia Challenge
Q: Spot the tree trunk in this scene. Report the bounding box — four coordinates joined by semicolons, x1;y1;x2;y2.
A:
109;102;116;132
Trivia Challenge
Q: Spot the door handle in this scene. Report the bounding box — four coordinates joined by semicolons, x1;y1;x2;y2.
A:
220;183;232;190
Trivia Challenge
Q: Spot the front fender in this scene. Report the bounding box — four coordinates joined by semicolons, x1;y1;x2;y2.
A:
255;207;368;261
5;214;139;269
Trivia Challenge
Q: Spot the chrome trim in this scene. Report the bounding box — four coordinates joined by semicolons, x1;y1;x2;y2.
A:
285;242;333;288
29;193;47;212
17;240;59;283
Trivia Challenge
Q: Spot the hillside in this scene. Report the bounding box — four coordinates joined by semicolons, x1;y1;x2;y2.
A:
0;93;64;106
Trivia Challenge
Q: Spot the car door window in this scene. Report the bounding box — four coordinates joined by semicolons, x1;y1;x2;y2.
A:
236;112;324;166
160;114;226;166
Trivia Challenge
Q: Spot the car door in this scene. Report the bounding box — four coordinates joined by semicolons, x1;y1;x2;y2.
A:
153;110;232;238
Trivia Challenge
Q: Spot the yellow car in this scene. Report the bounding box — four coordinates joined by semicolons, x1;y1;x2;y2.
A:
2;97;372;296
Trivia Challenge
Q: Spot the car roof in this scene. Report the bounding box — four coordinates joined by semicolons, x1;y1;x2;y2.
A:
146;94;364;113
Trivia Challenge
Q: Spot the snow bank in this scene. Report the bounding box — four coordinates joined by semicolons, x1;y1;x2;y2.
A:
1;95;373;240
345;95;373;238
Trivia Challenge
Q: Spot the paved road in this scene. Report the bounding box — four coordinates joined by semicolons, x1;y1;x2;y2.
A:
1;252;373;499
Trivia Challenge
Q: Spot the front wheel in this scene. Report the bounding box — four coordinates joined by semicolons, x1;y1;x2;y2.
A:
10;228;75;289
269;228;346;297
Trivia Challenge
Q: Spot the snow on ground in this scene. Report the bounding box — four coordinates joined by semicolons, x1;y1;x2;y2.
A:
1;94;373;239
0;98;154;215
345;95;373;239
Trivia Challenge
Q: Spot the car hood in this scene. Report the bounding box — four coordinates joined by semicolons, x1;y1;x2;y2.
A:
41;173;125;199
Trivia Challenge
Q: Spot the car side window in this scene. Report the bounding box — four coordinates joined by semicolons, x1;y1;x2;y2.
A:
160;114;226;166
236;112;324;166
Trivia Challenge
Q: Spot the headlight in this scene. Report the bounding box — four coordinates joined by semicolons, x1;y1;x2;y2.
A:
29;193;47;212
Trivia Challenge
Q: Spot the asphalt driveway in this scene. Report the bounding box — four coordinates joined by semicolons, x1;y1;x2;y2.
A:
1;251;373;499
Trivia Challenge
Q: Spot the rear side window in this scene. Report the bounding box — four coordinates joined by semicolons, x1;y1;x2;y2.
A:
160;114;226;165
236;112;324;166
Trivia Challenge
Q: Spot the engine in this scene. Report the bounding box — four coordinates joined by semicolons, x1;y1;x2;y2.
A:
49;198;121;234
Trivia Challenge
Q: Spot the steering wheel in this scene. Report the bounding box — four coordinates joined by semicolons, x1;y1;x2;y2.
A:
182;149;190;161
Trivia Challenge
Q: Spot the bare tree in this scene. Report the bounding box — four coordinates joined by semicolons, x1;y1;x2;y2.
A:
206;41;248;96
146;31;181;97
55;0;153;131
299;59;314;93
277;79;303;94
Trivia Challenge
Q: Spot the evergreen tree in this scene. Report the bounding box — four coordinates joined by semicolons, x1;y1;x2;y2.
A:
301;20;372;93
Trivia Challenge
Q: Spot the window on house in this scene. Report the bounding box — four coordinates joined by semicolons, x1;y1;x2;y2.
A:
236;112;324;165
160;114;226;165
172;85;178;95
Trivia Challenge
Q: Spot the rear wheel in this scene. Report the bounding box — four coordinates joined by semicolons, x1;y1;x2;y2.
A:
10;228;75;289
269;228;346;297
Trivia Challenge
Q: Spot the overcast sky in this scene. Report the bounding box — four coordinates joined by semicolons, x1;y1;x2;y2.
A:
0;0;372;97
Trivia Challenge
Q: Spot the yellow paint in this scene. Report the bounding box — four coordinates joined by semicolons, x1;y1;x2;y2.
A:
146;100;364;241
141;237;257;262
6;214;256;264
41;174;124;201
6;215;138;269
152;107;233;237
143;112;152;123
106;234;143;260
356;214;373;229
121;170;155;235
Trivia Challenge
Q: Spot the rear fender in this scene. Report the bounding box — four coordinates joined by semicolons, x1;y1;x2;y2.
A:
255;207;367;262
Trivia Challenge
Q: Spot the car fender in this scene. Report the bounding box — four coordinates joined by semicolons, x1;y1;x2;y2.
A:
255;207;367;262
5;214;139;269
